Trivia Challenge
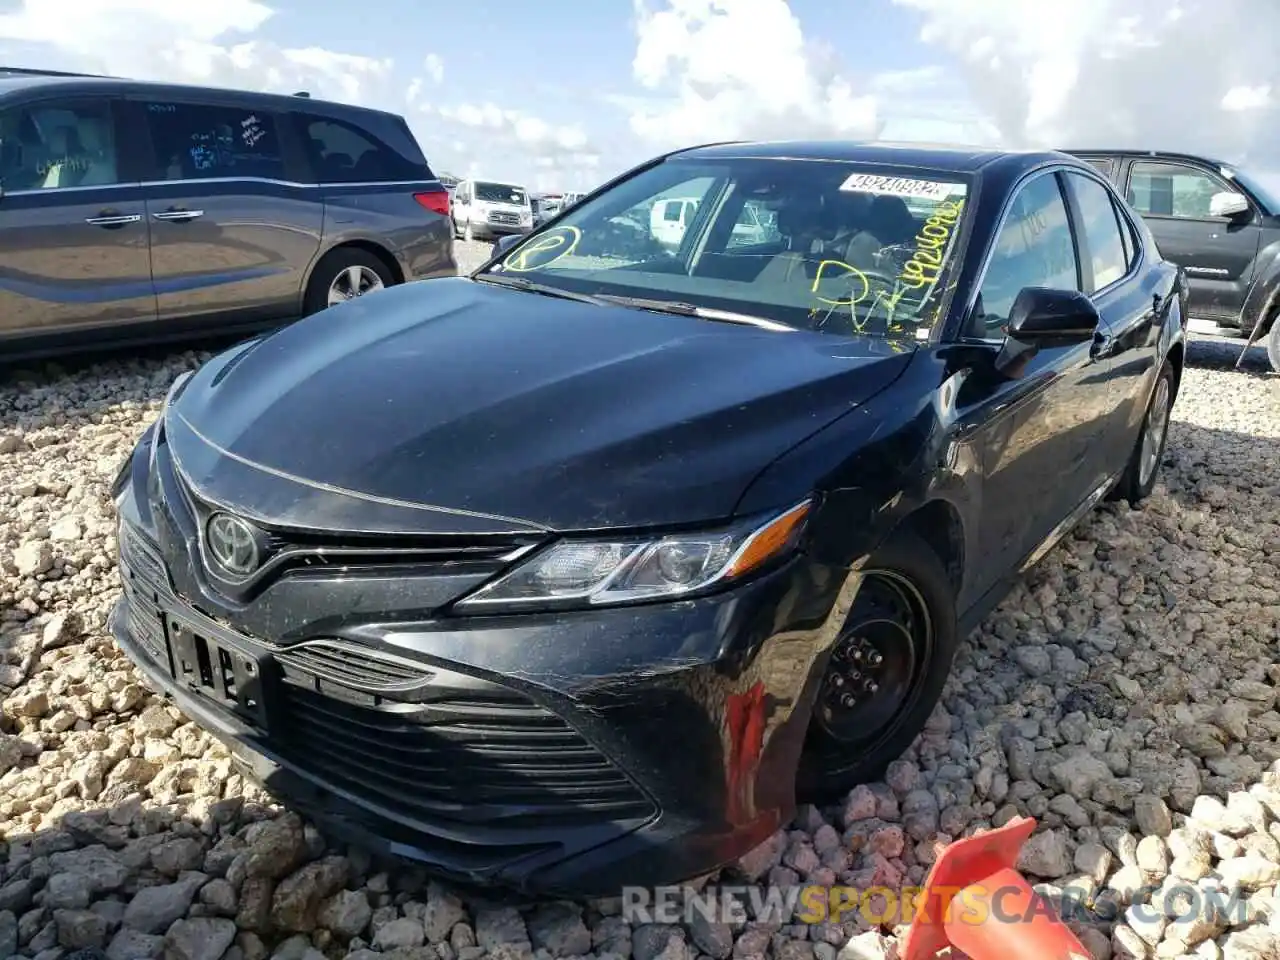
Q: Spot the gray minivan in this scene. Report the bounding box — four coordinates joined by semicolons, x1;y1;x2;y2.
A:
0;67;456;360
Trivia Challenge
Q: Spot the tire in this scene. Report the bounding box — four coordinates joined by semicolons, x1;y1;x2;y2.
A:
1267;316;1280;374
1111;360;1175;506
795;531;959;803
303;248;396;317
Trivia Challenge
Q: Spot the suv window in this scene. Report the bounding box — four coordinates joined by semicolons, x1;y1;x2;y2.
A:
144;101;284;181
303;117;422;183
1067;173;1130;292
1127;161;1236;219
968;172;1079;339
0;99;120;190
1083;157;1115;178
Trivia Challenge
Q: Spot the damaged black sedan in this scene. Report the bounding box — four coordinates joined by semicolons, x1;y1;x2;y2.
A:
110;141;1187;897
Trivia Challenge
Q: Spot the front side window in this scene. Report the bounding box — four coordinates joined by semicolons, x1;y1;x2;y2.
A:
968;173;1079;339
144;101;283;181
475;181;527;205
483;158;975;340
1067;172;1130;292
0;99;120;191
1127;161;1237;219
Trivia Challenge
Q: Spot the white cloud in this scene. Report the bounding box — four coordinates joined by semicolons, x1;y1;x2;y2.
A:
892;0;1280;163
420;101;600;190
624;0;1280;174
0;0;398;106
0;0;594;188
422;53;444;85
627;0;879;146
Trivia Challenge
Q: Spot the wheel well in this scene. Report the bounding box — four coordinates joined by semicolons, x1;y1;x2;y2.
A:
1166;339;1185;401
320;240;405;285
891;500;964;596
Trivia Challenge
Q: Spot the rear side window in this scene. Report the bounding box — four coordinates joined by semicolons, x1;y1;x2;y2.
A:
1066;172;1130;292
0;98;121;190
144;101;284;181
303;117;426;183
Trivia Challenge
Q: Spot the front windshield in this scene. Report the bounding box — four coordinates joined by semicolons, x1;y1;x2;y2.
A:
481;157;975;338
476;181;527;205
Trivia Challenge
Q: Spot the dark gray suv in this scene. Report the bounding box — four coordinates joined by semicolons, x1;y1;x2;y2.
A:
0;68;456;360
1066;149;1280;372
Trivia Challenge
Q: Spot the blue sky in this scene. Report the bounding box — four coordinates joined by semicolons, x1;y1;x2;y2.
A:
1;0;1277;191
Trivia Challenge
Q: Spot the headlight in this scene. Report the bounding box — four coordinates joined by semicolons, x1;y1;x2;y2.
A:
454;500;812;611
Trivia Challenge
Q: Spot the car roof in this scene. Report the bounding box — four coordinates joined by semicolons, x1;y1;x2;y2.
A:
670;139;1076;177
0;70;404;122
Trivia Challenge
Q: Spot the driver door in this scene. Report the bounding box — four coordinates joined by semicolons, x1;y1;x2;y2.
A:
951;170;1116;592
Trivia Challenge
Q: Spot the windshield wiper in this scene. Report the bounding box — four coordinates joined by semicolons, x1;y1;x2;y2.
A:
591;294;794;332
474;273;608;305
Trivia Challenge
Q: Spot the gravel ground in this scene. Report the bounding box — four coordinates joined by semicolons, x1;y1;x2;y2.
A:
0;239;1278;960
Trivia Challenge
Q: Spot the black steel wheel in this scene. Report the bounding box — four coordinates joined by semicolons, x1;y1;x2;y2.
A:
813;572;931;746
796;531;958;803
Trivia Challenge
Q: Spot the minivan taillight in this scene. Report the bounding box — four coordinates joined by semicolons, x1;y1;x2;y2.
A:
414;188;450;217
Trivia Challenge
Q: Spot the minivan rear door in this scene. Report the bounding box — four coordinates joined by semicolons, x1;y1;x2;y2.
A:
128;95;324;326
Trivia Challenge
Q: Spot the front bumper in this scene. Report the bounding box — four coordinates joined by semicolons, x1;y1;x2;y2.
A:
110;427;848;897
471;219;532;239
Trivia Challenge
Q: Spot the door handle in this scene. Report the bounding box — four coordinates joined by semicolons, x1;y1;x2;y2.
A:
85;214;141;227
152;209;204;221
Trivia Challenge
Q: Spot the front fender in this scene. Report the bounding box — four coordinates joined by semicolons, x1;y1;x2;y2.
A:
1240;239;1280;339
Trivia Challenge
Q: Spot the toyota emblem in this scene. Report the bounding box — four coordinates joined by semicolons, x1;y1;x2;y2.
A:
205;513;262;577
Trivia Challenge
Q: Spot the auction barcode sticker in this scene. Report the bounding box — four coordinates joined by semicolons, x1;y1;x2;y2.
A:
839;174;966;200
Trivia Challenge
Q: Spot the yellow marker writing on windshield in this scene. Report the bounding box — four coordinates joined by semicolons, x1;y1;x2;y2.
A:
503;226;582;272
810;260;870;306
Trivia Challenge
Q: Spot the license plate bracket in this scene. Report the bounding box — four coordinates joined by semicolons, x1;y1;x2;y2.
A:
163;616;270;731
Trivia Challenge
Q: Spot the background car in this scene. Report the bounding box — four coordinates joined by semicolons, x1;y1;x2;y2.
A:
1067;148;1280;371
0;68;455;361
111;140;1186;897
450;177;533;241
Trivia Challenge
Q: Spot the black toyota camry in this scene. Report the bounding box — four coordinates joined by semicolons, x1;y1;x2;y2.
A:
110;141;1188;897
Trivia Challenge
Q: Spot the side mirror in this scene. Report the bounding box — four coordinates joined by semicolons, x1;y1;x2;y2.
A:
1209;191;1250;219
492;234;522;257
993;287;1101;377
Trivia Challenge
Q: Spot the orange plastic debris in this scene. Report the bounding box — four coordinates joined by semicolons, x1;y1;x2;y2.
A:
899;816;1089;960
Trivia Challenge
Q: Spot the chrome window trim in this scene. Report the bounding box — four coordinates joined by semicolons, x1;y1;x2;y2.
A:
0;176;438;198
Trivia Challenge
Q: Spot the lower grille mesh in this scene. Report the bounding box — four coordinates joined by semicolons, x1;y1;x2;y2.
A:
274;683;654;829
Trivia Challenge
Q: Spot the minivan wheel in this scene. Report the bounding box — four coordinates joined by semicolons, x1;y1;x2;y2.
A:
304;248;395;316
1111;361;1175;505
795;532;958;804
1267;315;1280;374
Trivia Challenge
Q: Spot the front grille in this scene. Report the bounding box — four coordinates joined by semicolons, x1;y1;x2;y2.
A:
119;523;170;594
274;683;655;829
124;592;168;664
276;640;432;692
488;211;520;225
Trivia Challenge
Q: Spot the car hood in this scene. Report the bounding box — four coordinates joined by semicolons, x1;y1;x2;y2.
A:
164;277;914;535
